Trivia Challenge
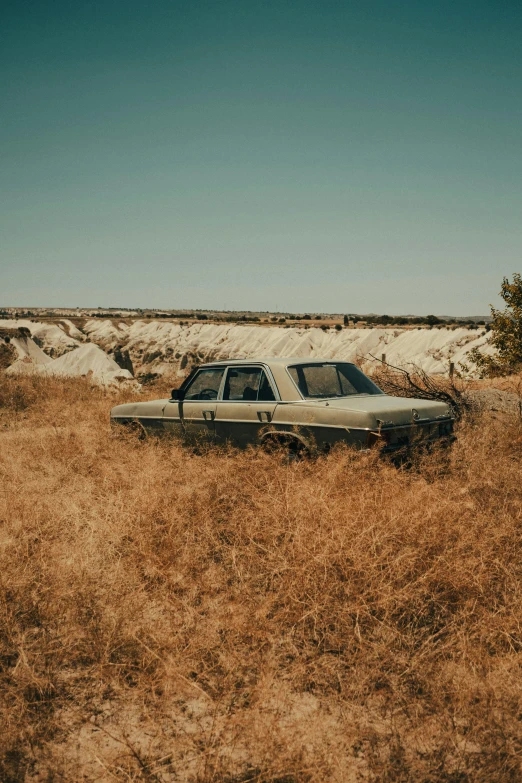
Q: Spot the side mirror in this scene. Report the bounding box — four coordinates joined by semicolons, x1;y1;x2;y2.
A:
170;388;185;401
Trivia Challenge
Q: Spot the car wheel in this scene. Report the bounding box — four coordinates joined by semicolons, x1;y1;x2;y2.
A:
262;434;309;461
121;420;147;441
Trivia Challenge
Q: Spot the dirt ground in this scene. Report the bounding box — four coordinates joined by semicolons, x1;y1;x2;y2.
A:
1;373;522;782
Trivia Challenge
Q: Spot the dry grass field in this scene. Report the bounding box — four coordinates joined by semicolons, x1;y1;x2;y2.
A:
1;373;522;782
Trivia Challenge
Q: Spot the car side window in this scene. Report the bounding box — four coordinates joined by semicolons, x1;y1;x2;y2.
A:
223;367;260;400
258;370;276;401
223;367;276;401
183;368;225;400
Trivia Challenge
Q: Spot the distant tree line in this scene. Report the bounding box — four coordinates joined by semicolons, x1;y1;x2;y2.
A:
341;314;486;327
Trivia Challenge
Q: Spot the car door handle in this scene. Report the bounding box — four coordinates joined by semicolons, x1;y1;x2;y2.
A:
202;410;215;421
257;411;272;423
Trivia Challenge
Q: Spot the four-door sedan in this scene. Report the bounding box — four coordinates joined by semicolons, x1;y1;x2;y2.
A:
110;358;455;455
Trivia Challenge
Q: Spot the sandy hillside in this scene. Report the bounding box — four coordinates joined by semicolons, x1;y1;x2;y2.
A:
0;318;82;356
83;319;493;376
2;318;495;384
5;330;134;386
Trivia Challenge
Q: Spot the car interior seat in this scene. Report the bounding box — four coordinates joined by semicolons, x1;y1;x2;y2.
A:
242;386;257;401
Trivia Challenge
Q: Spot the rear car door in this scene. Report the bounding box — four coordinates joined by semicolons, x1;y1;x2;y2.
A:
214;366;278;447
176;367;225;443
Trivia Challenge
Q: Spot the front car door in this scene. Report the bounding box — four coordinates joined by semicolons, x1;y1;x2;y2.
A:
214;365;279;447
177;366;225;443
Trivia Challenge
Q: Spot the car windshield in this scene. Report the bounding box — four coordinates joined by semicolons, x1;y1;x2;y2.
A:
287;363;383;399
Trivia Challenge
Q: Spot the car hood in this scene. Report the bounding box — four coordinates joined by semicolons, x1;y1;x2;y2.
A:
294;395;452;427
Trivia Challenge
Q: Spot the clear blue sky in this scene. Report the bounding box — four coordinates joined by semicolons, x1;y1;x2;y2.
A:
1;0;520;314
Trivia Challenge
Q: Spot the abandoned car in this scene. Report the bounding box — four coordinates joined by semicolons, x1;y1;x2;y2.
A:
110;358;455;454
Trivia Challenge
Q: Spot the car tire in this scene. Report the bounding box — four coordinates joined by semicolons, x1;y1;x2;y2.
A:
119;419;147;441
262;434;309;461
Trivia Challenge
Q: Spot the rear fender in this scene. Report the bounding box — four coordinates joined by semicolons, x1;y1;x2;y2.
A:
260;427;315;453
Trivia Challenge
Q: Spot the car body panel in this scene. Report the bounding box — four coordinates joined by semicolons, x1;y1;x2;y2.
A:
181;400;218;442
110;399;169;433
282;395;450;428
110;358;455;453
214;401;279;447
162;399;184;437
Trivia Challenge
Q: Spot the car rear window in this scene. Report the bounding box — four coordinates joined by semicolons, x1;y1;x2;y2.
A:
287;363;383;399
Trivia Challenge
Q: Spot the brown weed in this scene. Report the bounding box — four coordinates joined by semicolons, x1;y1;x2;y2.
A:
0;373;521;781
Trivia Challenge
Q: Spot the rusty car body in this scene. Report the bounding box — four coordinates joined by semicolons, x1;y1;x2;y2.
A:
110;358;455;454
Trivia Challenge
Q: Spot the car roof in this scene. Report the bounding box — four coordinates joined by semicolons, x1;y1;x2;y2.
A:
200;357;354;367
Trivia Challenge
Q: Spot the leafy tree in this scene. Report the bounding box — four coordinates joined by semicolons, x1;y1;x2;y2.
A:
468;274;522;376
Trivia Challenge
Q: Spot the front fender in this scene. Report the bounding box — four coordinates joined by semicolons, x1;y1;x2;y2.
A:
110;399;170;421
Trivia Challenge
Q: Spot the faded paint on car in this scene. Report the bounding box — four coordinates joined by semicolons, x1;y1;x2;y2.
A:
110;358;455;453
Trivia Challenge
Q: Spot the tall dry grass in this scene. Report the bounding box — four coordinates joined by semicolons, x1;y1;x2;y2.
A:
1;372;522;781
